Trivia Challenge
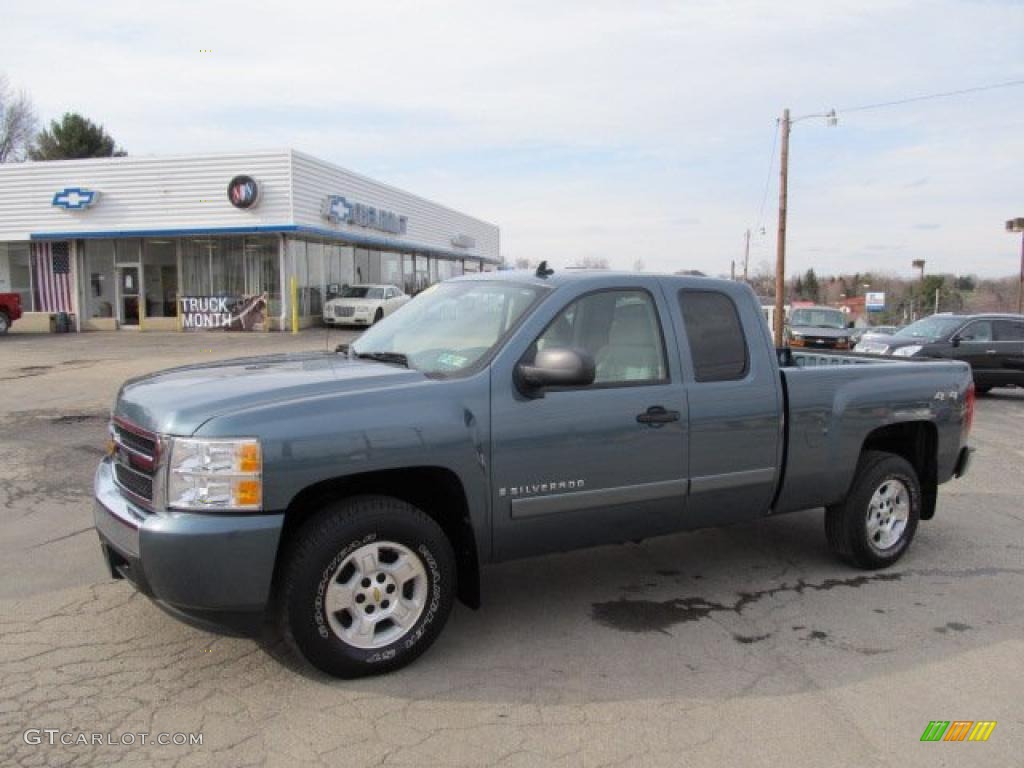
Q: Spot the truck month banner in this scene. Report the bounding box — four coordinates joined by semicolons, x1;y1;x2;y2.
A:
180;295;268;331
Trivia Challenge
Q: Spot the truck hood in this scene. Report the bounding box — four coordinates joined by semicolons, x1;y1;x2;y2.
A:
114;352;425;435
789;325;851;339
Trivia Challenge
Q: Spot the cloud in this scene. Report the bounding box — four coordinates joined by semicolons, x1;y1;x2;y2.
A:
3;0;1023;276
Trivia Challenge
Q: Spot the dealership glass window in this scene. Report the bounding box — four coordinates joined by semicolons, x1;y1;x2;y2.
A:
0;242;33;311
182;239;212;296
82;240;116;318
380;251;401;288
353;248;370;285
414;255;429;294
463;259;480;273
451;259;464;276
428;256;439;285
323;245;354;300
305;241;324;316
243;235;280;297
401;254;416;294
142;240;178;317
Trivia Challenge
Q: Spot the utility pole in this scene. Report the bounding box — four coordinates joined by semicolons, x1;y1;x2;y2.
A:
773;109;791;348
743;228;751;282
1006;218;1024;313
934;286;940;314
730;260;736;280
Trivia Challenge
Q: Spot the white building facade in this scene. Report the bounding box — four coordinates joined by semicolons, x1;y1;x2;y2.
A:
0;149;499;331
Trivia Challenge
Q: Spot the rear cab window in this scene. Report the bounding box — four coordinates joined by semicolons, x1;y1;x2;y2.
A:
677;290;749;382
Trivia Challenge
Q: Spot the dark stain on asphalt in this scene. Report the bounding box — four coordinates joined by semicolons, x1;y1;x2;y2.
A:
592;572;905;634
934;622;972;634
733;632;771;644
806;630;829;641
50;412;107;425
592;597;728;635
655;569;681;577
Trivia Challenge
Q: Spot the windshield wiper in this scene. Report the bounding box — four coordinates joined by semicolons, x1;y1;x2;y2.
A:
354;351;410;368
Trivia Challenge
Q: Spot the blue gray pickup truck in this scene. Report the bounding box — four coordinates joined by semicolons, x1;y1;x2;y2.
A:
95;268;975;677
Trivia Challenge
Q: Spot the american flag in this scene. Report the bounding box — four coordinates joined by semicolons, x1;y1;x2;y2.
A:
32;241;73;313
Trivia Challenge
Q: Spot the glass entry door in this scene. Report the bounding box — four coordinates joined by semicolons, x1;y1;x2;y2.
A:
117;266;140;326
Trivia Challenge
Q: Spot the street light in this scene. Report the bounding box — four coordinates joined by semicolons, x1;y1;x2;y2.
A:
1006;217;1024;314
773;108;838;347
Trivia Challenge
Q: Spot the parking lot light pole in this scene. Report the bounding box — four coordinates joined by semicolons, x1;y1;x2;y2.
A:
1006;218;1024;314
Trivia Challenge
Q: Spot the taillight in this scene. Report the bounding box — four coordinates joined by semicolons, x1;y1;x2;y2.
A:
963;382;975;438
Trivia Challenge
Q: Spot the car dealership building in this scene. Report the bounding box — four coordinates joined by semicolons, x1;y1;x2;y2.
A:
0;149;500;331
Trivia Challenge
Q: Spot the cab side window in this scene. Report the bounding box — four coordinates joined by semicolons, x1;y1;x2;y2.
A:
994;320;1024;341
678;290;749;382
533;290;667;385
960;320;993;342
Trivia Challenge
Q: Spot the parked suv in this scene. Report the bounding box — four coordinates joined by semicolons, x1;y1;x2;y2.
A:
855;313;1024;393
785;305;854;349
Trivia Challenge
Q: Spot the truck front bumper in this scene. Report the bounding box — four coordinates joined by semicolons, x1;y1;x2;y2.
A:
93;459;284;636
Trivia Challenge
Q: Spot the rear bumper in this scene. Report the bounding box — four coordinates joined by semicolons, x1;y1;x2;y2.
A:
954;446;974;479
93;459;284;635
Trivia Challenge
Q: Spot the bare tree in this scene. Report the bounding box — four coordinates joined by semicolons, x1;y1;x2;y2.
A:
571;256;609;269
0;75;37;163
514;257;532;270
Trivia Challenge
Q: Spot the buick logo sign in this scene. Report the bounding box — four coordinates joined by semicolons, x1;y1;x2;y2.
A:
227;175;260;209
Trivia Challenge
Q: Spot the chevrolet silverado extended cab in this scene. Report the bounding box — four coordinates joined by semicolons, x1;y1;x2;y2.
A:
95;269;975;677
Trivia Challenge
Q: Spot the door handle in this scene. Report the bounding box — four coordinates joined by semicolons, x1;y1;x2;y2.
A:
985;349;997;354
636;406;680;426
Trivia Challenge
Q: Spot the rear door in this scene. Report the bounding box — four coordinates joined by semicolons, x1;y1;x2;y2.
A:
489;281;688;560
666;287;783;527
993;319;1024;385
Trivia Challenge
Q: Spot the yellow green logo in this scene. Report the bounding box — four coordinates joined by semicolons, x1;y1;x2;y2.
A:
920;721;996;742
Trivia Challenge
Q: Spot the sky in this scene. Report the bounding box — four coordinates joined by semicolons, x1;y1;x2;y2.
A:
3;0;1023;277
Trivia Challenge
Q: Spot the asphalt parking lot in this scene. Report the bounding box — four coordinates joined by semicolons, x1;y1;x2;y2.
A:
1;330;1022;767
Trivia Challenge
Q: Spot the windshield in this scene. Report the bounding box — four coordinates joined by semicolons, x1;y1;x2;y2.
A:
351;281;545;374
895;315;964;341
789;308;846;329
340;286;370;298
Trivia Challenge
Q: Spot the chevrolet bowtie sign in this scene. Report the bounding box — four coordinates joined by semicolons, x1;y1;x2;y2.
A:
52;187;100;210
321;195;408;235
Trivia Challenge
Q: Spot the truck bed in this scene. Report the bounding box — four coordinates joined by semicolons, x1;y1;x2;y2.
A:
774;351;972;515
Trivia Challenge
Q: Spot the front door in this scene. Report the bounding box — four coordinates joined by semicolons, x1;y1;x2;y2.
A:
489;282;688;561
117;266;140;326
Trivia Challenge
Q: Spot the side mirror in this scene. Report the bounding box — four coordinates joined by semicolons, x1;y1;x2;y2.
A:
516;347;596;396
950;335;961;347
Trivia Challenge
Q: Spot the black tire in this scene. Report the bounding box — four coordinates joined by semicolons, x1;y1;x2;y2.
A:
0;312;9;335
825;450;921;569
279;495;455;678
974;385;992;395
373;308;384;324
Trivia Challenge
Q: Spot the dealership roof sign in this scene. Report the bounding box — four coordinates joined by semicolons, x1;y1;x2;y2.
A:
52;187;99;210
321;195;407;235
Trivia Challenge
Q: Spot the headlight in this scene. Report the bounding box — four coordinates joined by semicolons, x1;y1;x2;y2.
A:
167;437;262;511
892;345;922;357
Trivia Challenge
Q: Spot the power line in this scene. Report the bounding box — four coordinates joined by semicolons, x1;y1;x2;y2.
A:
755;119;779;234
838;78;1024;114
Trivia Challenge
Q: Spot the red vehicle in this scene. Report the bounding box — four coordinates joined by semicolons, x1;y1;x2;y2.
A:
0;293;22;334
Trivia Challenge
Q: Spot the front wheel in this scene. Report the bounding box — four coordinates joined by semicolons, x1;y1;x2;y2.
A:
825;450;921;569
373;308;384;324
279;495;455;678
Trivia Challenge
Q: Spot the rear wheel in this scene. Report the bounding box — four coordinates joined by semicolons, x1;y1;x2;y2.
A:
826;450;921;569
0;312;9;335
279;495;455;678
974;385;992;395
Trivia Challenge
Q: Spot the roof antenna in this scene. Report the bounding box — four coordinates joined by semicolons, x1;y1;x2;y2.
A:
535;260;554;278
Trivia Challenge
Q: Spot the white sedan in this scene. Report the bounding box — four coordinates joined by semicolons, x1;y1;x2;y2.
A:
324;284;411;326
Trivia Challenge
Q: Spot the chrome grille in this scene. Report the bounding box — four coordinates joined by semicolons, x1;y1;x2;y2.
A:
114;463;154;501
111;419;159;506
336;306;355;317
